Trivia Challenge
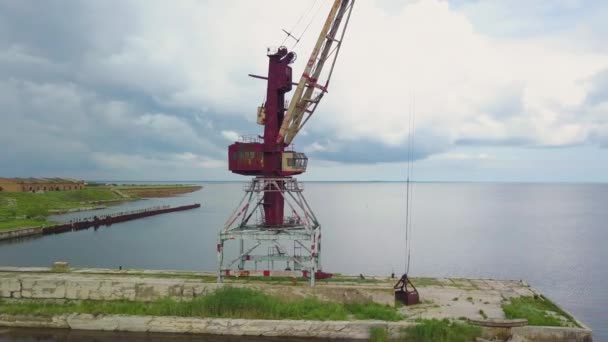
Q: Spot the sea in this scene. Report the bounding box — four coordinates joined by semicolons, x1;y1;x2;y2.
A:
0;182;606;340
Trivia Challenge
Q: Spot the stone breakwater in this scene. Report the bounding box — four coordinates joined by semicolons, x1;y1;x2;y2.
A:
0;203;201;242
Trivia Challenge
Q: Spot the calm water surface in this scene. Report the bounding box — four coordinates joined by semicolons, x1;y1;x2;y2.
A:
0;182;606;339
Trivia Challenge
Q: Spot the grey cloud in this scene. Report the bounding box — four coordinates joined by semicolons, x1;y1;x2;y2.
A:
302;128;449;164
586;68;608;106
455;137;532;147
483;84;524;119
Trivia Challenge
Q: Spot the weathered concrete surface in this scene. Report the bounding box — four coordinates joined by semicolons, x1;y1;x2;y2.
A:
0;267;593;340
401;278;539;321
0;314;414;339
0;268;393;306
512;326;593;342
0;314;593;341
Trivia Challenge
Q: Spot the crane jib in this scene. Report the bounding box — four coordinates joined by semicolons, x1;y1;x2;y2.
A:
277;0;354;145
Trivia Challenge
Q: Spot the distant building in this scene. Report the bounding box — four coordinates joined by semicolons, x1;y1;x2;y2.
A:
0;178;85;192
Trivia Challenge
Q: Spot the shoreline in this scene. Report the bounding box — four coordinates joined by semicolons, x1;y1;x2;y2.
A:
0;204;201;242
0;185;202;231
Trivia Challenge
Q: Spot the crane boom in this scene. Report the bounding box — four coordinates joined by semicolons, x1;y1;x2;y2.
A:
277;0;355;145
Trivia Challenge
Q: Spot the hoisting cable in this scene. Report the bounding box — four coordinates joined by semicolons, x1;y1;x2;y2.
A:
405;93;416;275
394;92;420;306
292;0;325;49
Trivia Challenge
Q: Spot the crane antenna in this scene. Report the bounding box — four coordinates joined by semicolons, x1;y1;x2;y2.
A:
281;0;320;46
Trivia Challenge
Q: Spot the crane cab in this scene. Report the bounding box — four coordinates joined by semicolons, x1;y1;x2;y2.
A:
228;141;308;176
282;151;308;173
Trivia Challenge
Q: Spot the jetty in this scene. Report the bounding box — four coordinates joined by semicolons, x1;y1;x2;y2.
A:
0;204;201;242
0;267;592;341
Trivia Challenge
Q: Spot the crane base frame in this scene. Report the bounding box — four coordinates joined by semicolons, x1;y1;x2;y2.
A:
217;177;322;286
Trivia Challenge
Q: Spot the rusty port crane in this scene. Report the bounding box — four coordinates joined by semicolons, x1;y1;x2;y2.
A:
218;0;355;286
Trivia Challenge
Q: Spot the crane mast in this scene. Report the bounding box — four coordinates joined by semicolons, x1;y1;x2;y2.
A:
220;0;355;286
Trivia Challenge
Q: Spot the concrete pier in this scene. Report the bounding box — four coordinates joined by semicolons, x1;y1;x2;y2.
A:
0;267;593;341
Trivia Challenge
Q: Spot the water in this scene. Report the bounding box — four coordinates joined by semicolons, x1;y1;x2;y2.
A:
0;327;328;341
0;182;606;339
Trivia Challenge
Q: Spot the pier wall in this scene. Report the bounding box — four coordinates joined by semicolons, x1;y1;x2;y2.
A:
0;314;593;341
0;269;394;306
0;268;594;341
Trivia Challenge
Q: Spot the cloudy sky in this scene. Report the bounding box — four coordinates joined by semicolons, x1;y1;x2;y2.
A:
1;0;607;182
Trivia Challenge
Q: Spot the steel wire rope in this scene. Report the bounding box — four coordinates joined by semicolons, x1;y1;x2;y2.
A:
292;0;325;49
405;93;416;275
280;0;320;46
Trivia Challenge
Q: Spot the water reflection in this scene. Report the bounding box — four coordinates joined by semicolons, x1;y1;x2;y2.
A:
0;327;340;342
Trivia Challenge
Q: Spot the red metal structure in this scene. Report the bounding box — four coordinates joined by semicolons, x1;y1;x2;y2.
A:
220;0;355;286
228;0;354;227
228;47;300;226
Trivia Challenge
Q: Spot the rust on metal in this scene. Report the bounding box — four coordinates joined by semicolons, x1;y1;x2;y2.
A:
394;273;420;306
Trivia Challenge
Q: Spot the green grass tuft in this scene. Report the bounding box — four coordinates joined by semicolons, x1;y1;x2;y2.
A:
369;326;389;342
401;319;481;342
0;287;401;321
502;296;579;327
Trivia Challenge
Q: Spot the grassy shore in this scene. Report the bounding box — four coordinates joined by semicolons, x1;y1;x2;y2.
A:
502;295;580;327
0;287;401;321
0;184;202;230
0;188;127;230
114;184;202;198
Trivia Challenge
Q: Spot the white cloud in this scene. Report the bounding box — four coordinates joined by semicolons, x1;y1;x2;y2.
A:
2;0;608;181
221;130;240;142
110;0;608;152
303;142;327;153
429;152;495;161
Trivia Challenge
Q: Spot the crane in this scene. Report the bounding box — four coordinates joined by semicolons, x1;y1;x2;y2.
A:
219;0;355;286
227;0;355;226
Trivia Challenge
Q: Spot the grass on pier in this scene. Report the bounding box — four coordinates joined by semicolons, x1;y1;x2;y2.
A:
0;287;402;321
0;188;126;230
502;295;580;327
402;319;481;342
369;319;481;342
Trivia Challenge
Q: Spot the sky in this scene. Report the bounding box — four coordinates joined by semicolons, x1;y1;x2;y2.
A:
1;0;607;182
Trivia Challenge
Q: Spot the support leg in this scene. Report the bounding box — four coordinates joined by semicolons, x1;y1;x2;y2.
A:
217;238;224;283
238;239;245;270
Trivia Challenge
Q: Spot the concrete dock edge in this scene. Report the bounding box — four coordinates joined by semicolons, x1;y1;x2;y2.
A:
0;314;594;340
